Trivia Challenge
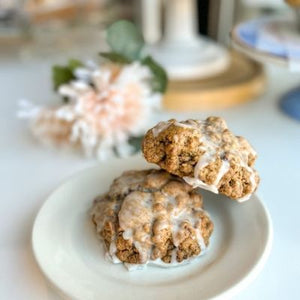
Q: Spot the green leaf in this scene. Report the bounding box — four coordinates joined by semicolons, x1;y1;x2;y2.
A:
128;135;143;153
52;65;74;91
112;135;143;157
99;52;132;64
52;58;83;91
68;59;83;72
106;20;144;61
141;56;168;93
62;96;70;103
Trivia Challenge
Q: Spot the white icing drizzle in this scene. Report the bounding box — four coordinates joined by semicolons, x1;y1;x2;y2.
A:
124;263;147;271
106;241;121;263
154;119;258;201
117;190;207;265
169;203;205;250
152;121;171;137
91;171;211;270
236;194;251;203
183;176;219;193
236;163;257;202
123;250;208;271
174;121;198;129
183;155;230;194
214;160;230;186
118;191;153;263
194;152;213;176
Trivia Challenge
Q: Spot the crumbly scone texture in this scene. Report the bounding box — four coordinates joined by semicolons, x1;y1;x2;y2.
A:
142;117;260;201
91;169;213;266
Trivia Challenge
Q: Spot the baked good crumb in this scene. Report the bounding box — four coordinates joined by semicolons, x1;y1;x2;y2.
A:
91;169;213;270
142;117;259;201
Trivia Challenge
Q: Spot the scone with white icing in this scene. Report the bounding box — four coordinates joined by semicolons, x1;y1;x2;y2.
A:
142;117;259;202
91;169;213;270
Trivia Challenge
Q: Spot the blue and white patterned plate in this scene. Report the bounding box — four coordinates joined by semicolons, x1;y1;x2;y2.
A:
232;17;300;68
232;17;300;121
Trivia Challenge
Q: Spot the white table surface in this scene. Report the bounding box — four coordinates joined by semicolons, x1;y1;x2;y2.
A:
0;48;300;300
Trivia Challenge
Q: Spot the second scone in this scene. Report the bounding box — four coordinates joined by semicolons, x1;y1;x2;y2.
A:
91;169;213;270
142;117;260;202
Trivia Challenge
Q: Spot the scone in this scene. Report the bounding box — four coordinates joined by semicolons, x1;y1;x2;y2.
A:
142;117;259;202
91;169;213;270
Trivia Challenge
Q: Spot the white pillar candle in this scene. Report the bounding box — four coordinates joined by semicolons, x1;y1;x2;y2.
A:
164;0;198;43
141;0;161;44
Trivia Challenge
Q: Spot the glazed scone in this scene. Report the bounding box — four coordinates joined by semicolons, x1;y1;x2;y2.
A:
91;169;213;270
142;117;259;202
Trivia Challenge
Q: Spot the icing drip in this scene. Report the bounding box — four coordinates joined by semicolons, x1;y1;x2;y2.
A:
152;121;171;137
214;160;230;186
91;171;211;270
124;251;207;271
174;121;198;129
106;241;121;263
117;190;207;265
162;119;257;201
236;163;257;202
183;176;219;194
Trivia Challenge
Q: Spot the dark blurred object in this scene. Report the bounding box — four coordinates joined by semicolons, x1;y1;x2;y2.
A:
206;0;238;45
197;0;209;35
0;0;29;43
280;87;300;121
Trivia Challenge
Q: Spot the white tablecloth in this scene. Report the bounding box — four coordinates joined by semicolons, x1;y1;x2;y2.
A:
1;53;300;299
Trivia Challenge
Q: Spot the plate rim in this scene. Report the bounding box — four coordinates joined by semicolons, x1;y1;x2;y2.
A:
231;17;289;66
32;158;273;300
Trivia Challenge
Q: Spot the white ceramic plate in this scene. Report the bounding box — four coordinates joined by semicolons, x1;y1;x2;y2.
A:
32;156;273;300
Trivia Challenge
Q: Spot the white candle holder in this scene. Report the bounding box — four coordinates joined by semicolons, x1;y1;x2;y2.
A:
146;0;230;80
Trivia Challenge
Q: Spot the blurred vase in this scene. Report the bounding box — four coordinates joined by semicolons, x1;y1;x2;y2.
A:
142;0;230;80
0;0;30;41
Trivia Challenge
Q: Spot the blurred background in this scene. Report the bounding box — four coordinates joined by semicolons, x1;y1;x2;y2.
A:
1;1;300;300
0;0;297;111
0;0;292;57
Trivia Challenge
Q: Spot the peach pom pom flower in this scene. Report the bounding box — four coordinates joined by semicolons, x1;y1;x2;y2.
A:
18;61;161;160
18;20;168;160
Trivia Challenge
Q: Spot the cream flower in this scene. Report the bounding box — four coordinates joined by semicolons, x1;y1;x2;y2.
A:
19;61;161;160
